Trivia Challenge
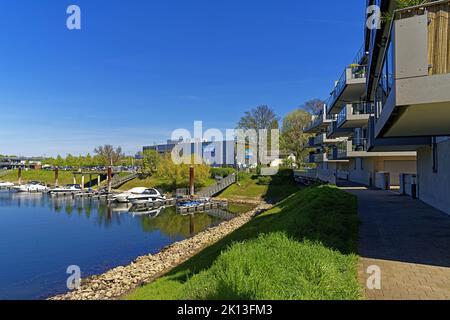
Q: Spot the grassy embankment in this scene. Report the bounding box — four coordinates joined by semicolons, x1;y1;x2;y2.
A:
125;185;361;300
0;169;100;186
218;171;299;203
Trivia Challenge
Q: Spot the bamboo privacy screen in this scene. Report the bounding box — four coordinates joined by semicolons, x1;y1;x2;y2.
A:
427;2;450;75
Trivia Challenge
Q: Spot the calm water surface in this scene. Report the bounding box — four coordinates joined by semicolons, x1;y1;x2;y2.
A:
0;190;226;300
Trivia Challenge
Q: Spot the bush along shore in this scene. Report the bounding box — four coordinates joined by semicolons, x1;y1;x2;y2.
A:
49;203;272;300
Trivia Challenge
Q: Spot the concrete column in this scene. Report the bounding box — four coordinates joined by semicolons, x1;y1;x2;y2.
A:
97;175;101;189
73;176;77;185
81;175;85;190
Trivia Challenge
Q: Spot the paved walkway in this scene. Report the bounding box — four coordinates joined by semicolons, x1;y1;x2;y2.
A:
339;181;450;300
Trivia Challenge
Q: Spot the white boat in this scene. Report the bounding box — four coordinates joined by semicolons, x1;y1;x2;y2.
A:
0;181;14;188
113;187;165;203
128;188;166;203
49;184;82;194
130;207;164;218
14;181;49;193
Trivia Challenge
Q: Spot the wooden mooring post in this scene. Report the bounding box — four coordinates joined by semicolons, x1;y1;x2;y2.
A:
54;167;59;187
18;167;22;185
107;167;112;193
189;166;195;196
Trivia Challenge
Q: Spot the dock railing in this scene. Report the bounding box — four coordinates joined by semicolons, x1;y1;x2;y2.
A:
99;172;140;191
197;173;237;198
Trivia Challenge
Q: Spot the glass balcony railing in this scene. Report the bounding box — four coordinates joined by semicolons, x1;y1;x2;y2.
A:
351;138;368;152
375;0;450;120
336;138;368;158
337;102;374;127
327;65;368;113
304;110;337;132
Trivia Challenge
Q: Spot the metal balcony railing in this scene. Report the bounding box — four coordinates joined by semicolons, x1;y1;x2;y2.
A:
327;65;368;113
337;102;374;127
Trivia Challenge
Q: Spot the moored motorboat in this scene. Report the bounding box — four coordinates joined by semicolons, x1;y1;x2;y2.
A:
0;181;14;189
14;181;49;193
113;188;166;203
49;184;82;195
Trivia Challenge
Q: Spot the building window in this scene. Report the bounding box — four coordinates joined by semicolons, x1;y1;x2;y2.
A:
361;158;364;170
375;39;394;119
432;137;438;173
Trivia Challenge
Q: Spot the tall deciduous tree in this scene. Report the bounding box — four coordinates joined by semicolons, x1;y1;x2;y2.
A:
237;105;279;131
300;99;325;116
94;145;124;166
281;109;313;167
142;149;162;175
237;105;279;165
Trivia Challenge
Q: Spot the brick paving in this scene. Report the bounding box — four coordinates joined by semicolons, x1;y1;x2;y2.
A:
340;182;450;300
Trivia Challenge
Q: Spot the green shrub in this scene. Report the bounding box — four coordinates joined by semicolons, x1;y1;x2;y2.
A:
210;167;235;179
256;176;272;185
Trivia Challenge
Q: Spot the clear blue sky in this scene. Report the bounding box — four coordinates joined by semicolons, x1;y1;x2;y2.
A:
0;0;366;157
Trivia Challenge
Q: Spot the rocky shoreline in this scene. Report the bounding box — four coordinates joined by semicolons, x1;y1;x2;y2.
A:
49;203;272;300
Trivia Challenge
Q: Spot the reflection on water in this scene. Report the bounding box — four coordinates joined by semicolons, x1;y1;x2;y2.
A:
0;191;228;300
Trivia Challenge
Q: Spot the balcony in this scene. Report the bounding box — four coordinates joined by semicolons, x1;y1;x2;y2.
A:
374;0;450;138
326;64;367;115
336;137;417;159
337;103;374;129
314;133;347;146
367;116;431;152
303;105;336;134
327;120;354;139
305;153;316;164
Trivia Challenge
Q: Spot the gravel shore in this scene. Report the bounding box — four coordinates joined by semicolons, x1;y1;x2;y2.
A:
49;203;271;300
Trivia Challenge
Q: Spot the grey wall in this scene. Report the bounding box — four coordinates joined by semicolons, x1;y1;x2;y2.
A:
417;139;450;215
384;160;417;185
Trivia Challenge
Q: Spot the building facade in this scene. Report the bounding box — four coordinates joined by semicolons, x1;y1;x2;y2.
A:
305;0;450;214
143;140;237;167
367;0;450;214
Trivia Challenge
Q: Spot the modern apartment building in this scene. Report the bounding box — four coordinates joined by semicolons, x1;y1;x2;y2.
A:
305;0;450;216
366;0;450;214
305;43;416;188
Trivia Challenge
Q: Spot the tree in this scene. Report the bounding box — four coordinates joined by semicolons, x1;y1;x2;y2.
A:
237;105;279;131
300;99;325;116
93;145;124;166
281;109;313;167
156;154;211;189
142;150;162;175
237;105;279;165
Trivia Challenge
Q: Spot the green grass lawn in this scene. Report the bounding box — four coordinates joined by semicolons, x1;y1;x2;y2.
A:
227;202;258;215
0;169;100;186
125;185;362;300
218;170;299;203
